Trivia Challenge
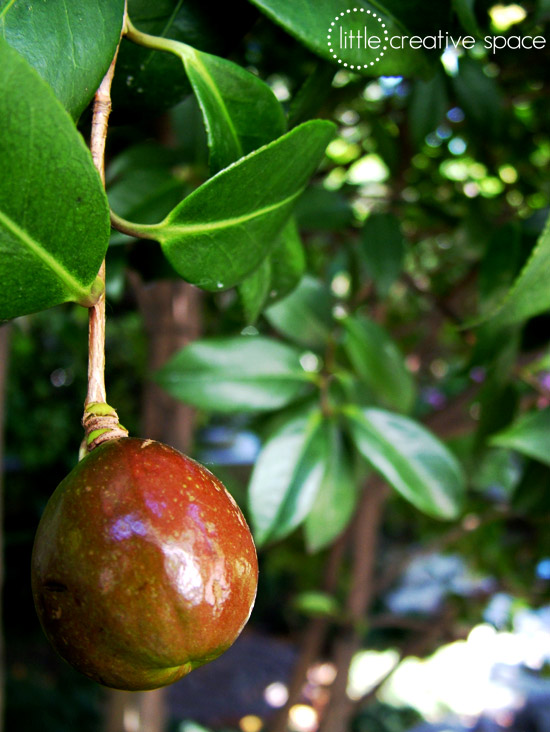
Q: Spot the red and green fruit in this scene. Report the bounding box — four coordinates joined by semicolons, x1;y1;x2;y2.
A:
31;437;258;691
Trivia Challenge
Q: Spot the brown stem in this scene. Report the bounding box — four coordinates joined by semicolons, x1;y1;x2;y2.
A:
268;531;348;732
85;46;120;407
318;479;387;732
81;17;130;455
85;261;107;407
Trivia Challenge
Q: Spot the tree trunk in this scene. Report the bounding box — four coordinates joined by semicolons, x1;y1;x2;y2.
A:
104;280;201;732
269;531;348;732
318;480;387;732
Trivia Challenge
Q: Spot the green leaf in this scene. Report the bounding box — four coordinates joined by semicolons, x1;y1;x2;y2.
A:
107;143;189;245
114;0;258;111
304;423;358;552
248;411;326;545
408;71;449;149
239;217;306;322
268;218;306;303
239;258;272;324
239;217;306;323
491;408;550;467
0;0;125;118
472;448;522;497
360;213;405;296
452;56;503;136
489;212;550;327
292;591;341;618
265;275;334;350
345;406;465;519
342;314;415;413
0;40;109;320
511;460;550;515
295;186;354;230
288;61;336;128
478;223;521;314
178;45;286;173
248;0;430;76
155;336;316;413
123;18;285;172
129;120;335;291
453;0;481;35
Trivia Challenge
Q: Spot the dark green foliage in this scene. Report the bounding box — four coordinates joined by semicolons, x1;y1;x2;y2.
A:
0;0;125;118
4;0;550;727
0;40;109;319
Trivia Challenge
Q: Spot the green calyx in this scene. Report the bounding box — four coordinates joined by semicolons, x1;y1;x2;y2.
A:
86;428;111;445
85;402;119;418
82;401;129;454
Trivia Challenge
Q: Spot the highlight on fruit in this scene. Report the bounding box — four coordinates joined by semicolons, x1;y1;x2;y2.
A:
31;436;258;691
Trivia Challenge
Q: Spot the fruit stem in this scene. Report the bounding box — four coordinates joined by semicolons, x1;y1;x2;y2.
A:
86;28;121;408
82;6;128;453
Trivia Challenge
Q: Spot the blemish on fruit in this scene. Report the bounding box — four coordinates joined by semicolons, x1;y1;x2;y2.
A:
43;579;68;592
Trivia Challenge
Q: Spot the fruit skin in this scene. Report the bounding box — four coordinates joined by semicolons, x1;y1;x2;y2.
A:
31;437;258;691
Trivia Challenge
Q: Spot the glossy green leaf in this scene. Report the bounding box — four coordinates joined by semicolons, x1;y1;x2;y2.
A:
345;406;465;519
115;0;257;111
304;423;358;552
248;411;326;545
239;217;305;322
0;40;109;320
0;0;125;118
124;18;285;172
491;408;550;467
268;218;306;303
342;314;415;413
265;275;334;350
129;121;335;291
239;258;272;324
248;0;430;76
155;336;316;413
360;213;405;296
366;0;452;35
178;45;286;173
489;212;550;327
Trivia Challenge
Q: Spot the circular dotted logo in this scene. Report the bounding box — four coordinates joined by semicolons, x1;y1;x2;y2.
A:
327;8;389;69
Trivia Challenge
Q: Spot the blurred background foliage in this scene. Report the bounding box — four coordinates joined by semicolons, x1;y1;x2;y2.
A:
3;0;550;731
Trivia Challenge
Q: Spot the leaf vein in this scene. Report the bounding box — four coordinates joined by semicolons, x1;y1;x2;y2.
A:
160;189;303;237
0;209;88;299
